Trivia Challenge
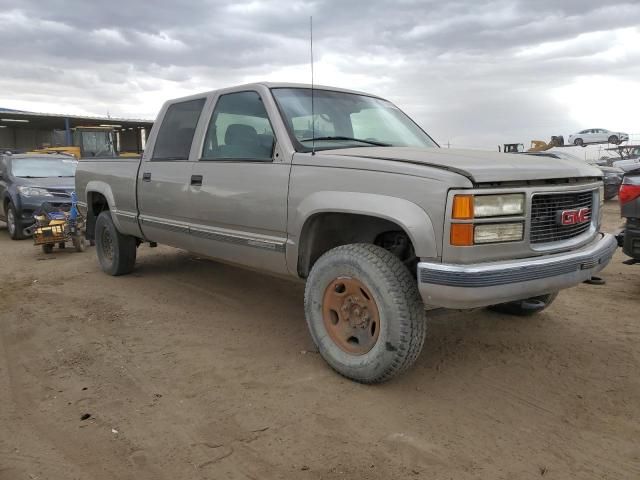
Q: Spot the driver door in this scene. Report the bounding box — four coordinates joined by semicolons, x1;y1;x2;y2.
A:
187;90;290;275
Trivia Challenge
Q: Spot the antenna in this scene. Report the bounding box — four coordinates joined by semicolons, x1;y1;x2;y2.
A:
310;15;315;156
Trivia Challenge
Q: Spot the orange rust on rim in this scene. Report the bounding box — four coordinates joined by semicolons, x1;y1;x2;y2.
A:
322;276;381;355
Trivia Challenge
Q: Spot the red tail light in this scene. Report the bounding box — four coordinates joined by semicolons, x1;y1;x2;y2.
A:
619;183;640;204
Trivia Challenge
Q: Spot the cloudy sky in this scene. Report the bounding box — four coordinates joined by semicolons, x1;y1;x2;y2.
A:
0;0;639;148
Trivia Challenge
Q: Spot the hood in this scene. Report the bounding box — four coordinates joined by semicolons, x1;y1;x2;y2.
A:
325;147;602;183
14;176;75;191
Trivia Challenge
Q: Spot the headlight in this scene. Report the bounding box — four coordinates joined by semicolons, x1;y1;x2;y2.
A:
452;193;525;218
17;186;53;197
474;223;524;244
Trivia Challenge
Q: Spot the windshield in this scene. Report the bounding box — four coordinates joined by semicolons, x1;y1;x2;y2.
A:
271;88;438;152
11;158;77;178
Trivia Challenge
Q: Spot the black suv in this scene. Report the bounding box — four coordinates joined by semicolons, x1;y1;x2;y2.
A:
619;168;640;262
0;153;77;239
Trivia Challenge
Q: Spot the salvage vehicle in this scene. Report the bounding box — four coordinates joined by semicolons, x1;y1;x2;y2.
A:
619;168;640;263
0;153;77;239
568;128;629;147
75;83;617;383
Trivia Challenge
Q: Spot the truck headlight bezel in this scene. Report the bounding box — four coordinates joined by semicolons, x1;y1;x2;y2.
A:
450;193;526;246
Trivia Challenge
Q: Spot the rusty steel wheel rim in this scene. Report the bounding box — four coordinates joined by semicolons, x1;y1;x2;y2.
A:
322;276;381;355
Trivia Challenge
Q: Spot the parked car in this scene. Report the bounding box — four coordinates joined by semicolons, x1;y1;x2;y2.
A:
524;150;624;200
0;153;77;239
75;82;617;383
568;129;629;146
619;168;640;262
613;158;640;173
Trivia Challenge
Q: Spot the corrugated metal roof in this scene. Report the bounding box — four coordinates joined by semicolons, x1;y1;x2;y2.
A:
0;108;153;123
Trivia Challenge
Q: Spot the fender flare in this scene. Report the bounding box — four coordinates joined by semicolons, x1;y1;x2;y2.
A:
288;191;439;275
1;190;17;217
84;181;126;232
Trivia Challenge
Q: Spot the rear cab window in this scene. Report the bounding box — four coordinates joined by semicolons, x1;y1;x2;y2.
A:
152;98;206;161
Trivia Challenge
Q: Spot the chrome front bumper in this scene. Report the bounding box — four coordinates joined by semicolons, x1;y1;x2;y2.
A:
418;233;618;309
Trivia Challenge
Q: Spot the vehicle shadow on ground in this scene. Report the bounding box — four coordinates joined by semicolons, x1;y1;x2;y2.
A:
126;248;590;386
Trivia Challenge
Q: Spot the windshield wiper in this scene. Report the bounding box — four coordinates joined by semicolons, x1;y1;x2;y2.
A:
300;136;391;147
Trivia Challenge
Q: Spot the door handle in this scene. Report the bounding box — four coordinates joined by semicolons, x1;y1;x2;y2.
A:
142;172;152;182
190;175;203;186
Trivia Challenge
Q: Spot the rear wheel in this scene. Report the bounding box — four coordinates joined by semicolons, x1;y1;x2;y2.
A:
488;292;558;316
95;211;137;275
573;138;584;147
6;203;26;240
304;244;426;384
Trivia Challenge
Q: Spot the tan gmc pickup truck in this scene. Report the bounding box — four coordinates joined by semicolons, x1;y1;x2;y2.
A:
75;82;617;383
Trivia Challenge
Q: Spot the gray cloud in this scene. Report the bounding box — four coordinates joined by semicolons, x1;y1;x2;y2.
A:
0;0;638;147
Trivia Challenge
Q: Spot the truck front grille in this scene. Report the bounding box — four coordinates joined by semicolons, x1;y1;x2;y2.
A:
530;190;594;244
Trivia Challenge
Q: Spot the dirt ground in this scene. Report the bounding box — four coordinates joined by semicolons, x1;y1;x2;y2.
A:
0;201;638;480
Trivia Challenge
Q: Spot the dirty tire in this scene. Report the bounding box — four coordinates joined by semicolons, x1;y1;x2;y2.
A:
42;243;54;254
304;243;426;384
6;203;26;240
95;211;136;276
488;292;558;316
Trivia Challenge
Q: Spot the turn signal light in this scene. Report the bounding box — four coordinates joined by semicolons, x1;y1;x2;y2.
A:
619;184;640;205
452;195;474;219
450;223;474;246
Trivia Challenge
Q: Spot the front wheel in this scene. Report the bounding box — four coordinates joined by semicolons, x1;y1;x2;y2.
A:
573;138;584;147
6;203;26;240
488;292;558;316
608;135;619;145
304;244;426;384
95;211;137;275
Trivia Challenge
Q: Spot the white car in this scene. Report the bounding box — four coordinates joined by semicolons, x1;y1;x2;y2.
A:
568;128;629;146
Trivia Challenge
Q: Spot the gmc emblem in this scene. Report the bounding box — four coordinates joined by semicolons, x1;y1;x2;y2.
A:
558;207;591;226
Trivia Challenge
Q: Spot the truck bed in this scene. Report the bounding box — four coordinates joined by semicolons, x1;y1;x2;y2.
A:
75;156;143;238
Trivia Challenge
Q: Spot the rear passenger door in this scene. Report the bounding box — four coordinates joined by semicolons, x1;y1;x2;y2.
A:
138;97;205;248
188;90;290;274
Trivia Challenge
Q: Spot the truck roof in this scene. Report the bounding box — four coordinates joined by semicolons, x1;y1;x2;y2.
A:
165;82;382;104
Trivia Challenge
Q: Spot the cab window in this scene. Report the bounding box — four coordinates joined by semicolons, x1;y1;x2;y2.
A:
201;91;274;161
152;98;206;161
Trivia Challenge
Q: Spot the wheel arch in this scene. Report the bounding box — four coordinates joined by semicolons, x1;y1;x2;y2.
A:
84;182;120;240
289;192;438;277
